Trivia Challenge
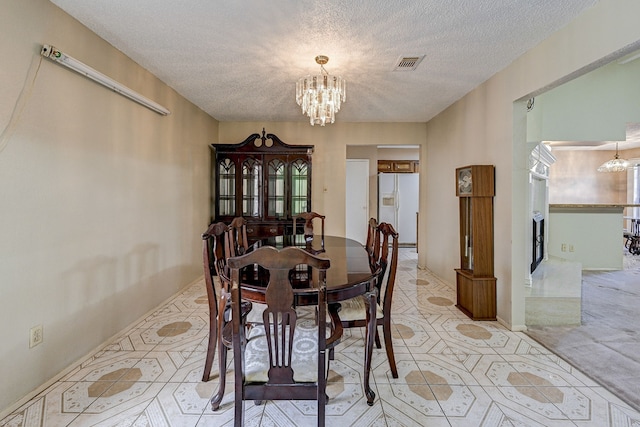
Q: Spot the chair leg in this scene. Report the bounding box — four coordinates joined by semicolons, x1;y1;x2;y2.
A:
364;291;377;406
210;345;227;411
374;329;382;349
201;319;217;382
211;296;229;411
318;350;327;427
382;318;398;378
318;392;326;427
234;388;244;427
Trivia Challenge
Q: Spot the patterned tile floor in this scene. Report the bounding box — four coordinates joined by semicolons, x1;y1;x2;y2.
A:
3;249;640;426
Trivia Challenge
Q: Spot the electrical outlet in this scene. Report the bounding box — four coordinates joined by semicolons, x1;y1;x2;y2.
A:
30;325;43;348
561;243;567;252
569;245;574;252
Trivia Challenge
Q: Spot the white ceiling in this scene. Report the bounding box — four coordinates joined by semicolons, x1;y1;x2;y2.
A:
48;0;598;125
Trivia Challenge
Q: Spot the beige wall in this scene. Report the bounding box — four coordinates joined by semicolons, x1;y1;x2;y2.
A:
549;149;640;204
0;0;217;413
377;147;420;161
548;208;624;269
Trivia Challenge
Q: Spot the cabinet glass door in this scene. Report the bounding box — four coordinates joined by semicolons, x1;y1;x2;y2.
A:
291;159;309;216
242;158;261;217
218;158;236;216
211;132;313;232
460;197;473;270
267;159;286;218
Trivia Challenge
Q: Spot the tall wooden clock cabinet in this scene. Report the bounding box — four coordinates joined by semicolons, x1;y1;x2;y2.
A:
455;165;496;320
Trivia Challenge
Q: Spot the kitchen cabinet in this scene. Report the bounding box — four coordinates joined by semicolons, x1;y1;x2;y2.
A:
378;160;418;173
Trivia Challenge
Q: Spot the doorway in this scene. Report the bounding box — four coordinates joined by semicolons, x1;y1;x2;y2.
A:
345;159;369;244
346;145;420;246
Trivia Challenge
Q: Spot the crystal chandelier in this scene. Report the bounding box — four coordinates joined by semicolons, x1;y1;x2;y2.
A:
296;55;346;126
597;142;629;172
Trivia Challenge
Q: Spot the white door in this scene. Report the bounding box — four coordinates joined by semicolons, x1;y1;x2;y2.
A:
346;159;369;244
397;173;419;245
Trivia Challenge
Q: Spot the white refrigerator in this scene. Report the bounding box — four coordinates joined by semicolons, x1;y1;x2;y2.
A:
378;173;419;246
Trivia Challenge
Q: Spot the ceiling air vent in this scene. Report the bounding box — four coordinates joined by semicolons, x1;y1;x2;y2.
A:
393;55;425;71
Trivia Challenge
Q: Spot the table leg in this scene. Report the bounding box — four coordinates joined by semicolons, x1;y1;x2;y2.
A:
364;290;376;406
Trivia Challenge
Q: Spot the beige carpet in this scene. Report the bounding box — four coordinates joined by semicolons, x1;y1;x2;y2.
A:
526;250;640;412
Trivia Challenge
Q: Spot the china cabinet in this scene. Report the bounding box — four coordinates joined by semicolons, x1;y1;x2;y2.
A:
210;129;313;242
455;165;496;320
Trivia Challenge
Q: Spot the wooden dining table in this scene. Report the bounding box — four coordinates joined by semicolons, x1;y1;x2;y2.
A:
237;234;379;405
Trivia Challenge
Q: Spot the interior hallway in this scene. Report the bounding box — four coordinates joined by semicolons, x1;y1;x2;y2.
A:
2;249;640;426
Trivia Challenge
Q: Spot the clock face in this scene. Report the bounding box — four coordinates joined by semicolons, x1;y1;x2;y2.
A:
458;168;472;195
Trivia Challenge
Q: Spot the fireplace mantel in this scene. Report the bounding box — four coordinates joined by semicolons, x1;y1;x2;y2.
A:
550;204;625;214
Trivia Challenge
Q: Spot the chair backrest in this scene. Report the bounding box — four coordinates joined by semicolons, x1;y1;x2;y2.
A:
202;222;229;318
227;217;249;257
293;212;325;238
228;246;330;424
365;218;379;268
376;222;399;311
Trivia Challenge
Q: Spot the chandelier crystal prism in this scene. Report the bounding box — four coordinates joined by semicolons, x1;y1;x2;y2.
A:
296;55;346;126
597;142;629;172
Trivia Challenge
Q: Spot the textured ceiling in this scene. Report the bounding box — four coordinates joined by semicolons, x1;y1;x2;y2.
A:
48;0;598;124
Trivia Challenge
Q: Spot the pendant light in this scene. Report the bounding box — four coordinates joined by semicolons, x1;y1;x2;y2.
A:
597;143;629;172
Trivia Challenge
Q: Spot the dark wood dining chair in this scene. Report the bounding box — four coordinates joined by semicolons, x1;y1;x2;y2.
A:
293;212;325;240
201;222;253;410
365;218;379;268
333;222;399;378
226;216;250;257
227;246;339;427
